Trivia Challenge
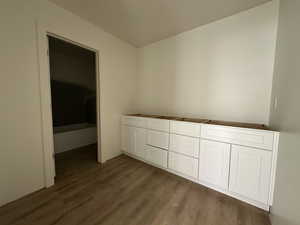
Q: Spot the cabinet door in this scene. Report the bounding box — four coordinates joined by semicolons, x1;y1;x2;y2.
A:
199;140;230;190
229;145;272;204
121;125;130;152
135;128;147;160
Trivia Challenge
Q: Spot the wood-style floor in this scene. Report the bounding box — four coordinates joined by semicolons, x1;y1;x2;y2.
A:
0;144;271;225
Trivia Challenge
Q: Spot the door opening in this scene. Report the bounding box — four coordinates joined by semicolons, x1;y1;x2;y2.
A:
47;35;100;181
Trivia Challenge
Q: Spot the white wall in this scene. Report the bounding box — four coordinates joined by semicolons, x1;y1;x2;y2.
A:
269;1;300;225
0;0;45;208
0;0;137;207
137;1;278;124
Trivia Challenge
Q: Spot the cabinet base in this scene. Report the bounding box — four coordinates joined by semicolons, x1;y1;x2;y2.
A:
122;151;270;211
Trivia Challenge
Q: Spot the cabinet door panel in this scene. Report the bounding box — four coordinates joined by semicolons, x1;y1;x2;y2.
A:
168;152;198;178
121;125;129;152
135;128;147;160
170;134;199;158
199;140;230;190
229;145;272;204
128;126;136;155
122;126;135;154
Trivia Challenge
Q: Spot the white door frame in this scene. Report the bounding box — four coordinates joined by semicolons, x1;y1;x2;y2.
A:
36;22;102;188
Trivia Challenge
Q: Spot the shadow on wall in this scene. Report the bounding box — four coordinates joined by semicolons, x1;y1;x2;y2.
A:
50;80;96;127
48;36;97;128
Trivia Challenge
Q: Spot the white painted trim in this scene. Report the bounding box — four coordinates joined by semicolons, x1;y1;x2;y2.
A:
95;51;102;163
269;132;280;205
36;21;55;187
36;21;103;188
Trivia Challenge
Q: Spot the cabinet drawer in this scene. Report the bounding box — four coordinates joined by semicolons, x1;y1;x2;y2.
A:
147;130;169;150
170;121;201;137
147;118;170;132
170;134;199;158
168;152;198;179
122;116;147;128
201;125;274;150
145;145;168;168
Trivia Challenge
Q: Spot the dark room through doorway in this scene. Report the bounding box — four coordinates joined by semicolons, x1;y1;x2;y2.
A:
48;35;99;181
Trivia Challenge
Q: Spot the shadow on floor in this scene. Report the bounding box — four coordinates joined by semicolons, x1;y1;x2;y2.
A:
55;143;98;182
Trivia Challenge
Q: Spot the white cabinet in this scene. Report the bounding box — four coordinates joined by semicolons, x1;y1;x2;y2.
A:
145;145;168;168
229;145;272;204
121;125;135;154
122;116;147;128
170;121;201;137
170;134;199;158
121;125;129;152
147;118;170;132
168;152;198;179
121;125;146;159
147;130;169;150
199;140;230;190
121;115;279;210
135;128;147;160
201;124;274;151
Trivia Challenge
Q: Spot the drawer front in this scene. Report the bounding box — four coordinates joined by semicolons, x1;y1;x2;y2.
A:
147;130;169;150
170;121;201;137
168;152;199;179
122;116;147;128
201;125;274;150
170;134;200;158
147;118;170;132
145;145;168;168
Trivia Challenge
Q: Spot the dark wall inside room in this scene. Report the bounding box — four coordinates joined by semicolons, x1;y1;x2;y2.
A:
48;36;97;127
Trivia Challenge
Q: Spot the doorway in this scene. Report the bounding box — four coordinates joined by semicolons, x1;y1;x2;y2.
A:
47;35;100;181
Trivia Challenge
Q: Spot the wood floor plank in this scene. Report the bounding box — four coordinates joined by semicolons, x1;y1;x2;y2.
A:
0;144;271;225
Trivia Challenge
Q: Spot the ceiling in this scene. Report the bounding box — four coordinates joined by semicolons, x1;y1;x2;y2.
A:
50;0;271;47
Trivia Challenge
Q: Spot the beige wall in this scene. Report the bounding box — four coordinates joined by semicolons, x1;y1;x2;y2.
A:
269;1;300;225
137;1;278;124
0;0;45;207
0;0;137;206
